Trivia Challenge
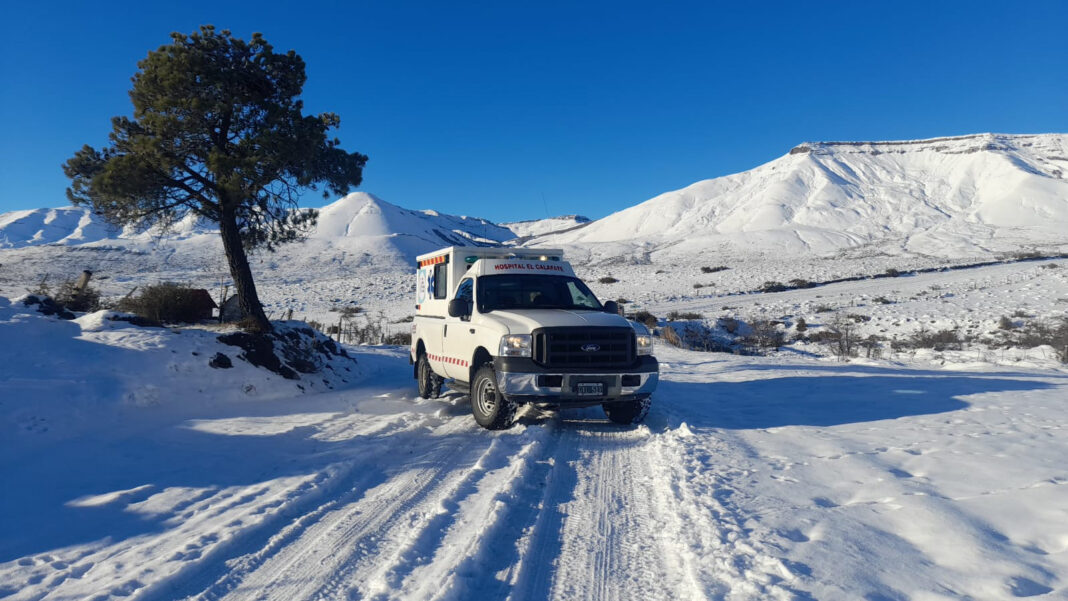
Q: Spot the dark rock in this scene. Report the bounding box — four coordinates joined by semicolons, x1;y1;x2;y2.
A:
109;314;162;328
23;295;75;320
209;353;233;369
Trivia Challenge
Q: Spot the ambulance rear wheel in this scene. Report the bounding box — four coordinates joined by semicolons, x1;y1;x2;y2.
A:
417;353;443;399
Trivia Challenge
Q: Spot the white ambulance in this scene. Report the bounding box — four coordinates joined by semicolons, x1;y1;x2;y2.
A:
411;246;658;429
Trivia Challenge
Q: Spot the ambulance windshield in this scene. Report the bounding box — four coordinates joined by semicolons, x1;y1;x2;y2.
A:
477;275;603;313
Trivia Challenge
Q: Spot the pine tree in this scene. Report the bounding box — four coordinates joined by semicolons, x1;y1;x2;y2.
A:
64;26;367;332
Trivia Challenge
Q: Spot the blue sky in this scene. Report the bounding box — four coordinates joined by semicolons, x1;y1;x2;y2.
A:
1;1;1066;223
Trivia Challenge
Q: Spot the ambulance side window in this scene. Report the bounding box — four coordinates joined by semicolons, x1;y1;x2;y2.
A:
433;263;448;299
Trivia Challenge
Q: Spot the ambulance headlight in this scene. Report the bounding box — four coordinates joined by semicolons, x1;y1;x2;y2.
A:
499;334;532;357
636;334;654;355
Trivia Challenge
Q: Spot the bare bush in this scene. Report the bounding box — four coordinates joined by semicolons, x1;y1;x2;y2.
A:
742;319;785;352
598;276;619;284
719;316;739;334
818;314;860;361
900;327;962;351
626;310;658;329
667;310;704;321
117;283;209;324
700;266;728;274
55;279;101;312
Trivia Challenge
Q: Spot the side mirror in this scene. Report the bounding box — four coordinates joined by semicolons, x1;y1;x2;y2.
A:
602;300;620;315
448;298;472;318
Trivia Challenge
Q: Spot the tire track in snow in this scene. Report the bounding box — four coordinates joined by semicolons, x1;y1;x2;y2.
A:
184;420;482;600
129;412;433;601
531;415;696;601
368;423;559;601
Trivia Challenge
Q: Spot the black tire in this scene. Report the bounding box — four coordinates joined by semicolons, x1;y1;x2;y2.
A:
417;353;443;399
471;364;516;430
603;396;651;425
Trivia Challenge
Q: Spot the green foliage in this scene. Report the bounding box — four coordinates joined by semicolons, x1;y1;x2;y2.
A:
64;26;368;331
65;25;366;247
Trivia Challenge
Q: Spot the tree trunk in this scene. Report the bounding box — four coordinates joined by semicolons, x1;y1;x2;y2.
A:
218;209;271;332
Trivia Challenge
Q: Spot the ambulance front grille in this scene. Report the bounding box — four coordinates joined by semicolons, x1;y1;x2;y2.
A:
532;327;635;368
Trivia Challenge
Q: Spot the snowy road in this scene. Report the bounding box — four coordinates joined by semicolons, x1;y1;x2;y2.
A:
3;345;1067;600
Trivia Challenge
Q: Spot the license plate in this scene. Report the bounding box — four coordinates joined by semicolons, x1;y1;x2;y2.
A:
575;382;604;396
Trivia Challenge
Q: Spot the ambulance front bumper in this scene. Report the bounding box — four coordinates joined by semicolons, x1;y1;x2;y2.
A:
492;356;659;402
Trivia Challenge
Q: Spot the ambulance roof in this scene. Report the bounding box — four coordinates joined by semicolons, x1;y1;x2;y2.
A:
415;246;565;264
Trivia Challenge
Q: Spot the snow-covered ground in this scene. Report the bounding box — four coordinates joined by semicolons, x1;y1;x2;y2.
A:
3;132;1068;599
2;273;1067;600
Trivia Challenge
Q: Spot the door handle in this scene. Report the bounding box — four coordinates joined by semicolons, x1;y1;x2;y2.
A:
443;325;447;337
469;328;475;334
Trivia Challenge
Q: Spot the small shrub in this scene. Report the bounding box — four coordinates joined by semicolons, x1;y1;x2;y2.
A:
788;278;815;289
393;315;415;323
700;266;729;274
847;313;872;323
795;317;808;332
598;276;619;284
616;298;630;305
1041;263;1059;269
905;327;962;351
1012;309;1030;318
54;279;101;313
761;281;788;293
117;282;209;324
860;335;884;359
719;317;739;334
873;296;893;305
627;310;658;329
742;319;785;351
884;268;902;277
660;326;682;347
693;283;704;289
821;314;860;361
814;304;835;313
998;315;1015;330
667;310;703;321
384;331;412;346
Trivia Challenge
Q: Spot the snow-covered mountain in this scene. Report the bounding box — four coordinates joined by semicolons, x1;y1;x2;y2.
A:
0;192;514;260
305;192;513;259
502;215;590;239
534;133;1068;260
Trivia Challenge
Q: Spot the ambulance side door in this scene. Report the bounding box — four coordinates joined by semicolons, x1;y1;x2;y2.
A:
442;277;477;381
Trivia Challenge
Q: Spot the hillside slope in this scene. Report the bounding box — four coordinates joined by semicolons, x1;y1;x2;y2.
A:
534;133;1068;261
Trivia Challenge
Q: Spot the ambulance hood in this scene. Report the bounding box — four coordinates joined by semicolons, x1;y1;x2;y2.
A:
484;309;632;334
